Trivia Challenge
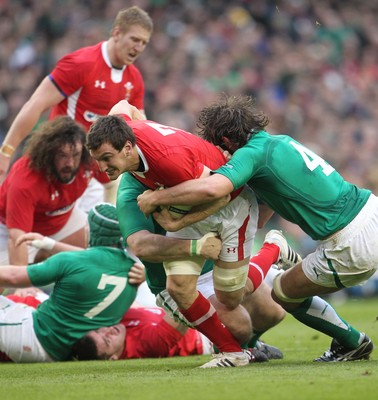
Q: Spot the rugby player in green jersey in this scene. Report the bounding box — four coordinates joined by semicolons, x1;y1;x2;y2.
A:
0;204;142;362
137;94;376;362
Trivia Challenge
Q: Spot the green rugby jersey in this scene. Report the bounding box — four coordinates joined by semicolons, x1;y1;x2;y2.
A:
117;173;213;295
28;247;137;360
215;131;371;240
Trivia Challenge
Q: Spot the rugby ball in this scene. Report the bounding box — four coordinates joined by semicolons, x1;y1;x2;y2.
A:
156;186;192;219
165;204;192;220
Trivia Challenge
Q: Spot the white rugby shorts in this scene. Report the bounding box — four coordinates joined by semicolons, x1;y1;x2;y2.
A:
302;194;378;288
0;296;53;362
166;186;258;262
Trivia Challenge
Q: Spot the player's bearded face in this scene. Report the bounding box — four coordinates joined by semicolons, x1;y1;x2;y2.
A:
53;142;83;183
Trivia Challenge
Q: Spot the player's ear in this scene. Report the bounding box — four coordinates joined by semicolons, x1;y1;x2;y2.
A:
111;26;122;41
123;142;132;156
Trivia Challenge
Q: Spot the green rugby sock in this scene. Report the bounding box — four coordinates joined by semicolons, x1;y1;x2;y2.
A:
247;330;264;348
289;296;361;348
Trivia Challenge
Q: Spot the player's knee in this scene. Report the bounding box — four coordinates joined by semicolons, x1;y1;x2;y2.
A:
216;291;242;310
272;273;307;308
213;265;248;292
166;274;197;305
166;278;189;299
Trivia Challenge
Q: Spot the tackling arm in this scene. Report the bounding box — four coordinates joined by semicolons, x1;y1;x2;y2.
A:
137;174;234;217
127;230;221;262
151;195;231;232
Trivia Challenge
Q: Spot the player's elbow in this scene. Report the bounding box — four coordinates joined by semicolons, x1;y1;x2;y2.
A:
204;186;223;200
127;233;153;259
200;175;233;200
1;269;27;287
128;242;147;259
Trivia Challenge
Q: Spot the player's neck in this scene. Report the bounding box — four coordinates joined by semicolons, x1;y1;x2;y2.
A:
106;39;124;70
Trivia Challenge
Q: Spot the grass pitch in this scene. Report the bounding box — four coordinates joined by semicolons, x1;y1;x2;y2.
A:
1;297;377;400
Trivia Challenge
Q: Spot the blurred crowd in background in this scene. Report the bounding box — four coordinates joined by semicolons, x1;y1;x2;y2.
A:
1;0;377;297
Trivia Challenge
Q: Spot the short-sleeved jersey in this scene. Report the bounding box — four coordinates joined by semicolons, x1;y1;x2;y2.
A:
124;118;227;189
27;247;137;361
49;41;145;131
0;156;109;235
121;307;204;358
117;173;213;295
215;131;371;240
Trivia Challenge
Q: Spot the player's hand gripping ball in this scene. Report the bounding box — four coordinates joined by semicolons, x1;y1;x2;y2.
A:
157;186;192;219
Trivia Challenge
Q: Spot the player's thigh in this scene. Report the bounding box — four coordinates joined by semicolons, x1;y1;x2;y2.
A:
279;263;337;298
217;187;258;262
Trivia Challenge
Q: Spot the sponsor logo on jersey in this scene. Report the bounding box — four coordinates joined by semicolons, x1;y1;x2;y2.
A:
226;247;237;253
94;80;106;89
83;170;93;180
224;163;234;169
124;82;134;100
83;110;100;123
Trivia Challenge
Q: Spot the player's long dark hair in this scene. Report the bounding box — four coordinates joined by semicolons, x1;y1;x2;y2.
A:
196;94;270;154
25;116;90;178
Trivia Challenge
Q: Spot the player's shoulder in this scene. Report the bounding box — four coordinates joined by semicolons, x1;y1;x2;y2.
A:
58;42;102;65
7;157;45;186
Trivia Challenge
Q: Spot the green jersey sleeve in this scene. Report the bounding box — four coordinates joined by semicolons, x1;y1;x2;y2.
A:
215;131;371;239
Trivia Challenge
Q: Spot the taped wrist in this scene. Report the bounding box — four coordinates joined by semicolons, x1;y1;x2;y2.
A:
189;232;218;256
31;237;56;250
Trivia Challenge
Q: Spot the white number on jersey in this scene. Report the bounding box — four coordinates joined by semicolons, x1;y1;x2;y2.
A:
290;141;334;176
84;274;127;319
146;122;176;136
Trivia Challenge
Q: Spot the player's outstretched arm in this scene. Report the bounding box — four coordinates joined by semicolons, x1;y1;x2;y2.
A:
16;232;83;254
109;100;146;120
0;77;64;183
0;265;31;288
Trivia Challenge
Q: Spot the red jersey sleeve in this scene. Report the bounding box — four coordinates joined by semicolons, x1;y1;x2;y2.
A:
49;49;92;97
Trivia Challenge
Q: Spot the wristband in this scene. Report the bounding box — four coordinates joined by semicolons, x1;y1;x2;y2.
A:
190;240;198;256
0;143;15;158
31;237;56;250
189;232;218;256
